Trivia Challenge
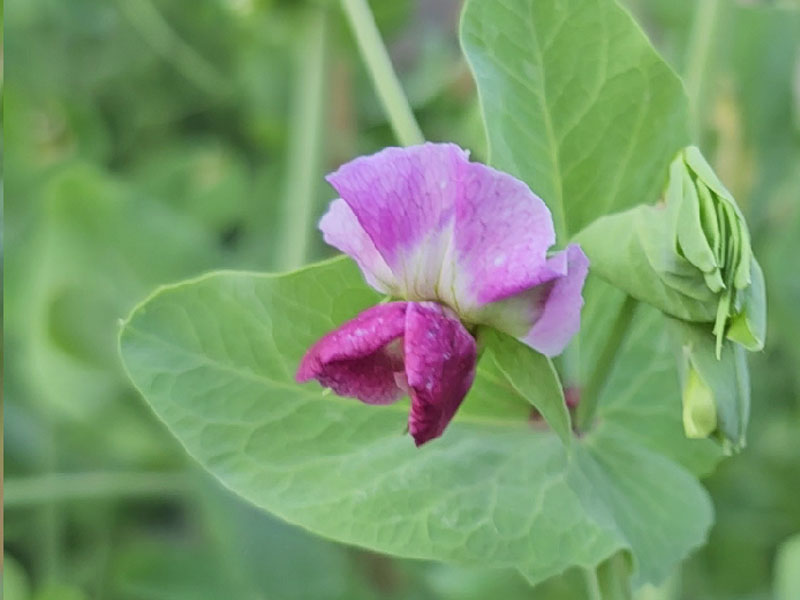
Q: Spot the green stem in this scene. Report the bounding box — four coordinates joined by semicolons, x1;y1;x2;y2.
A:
278;6;329;270
578;295;638;431
41;422;61;582
341;0;425;146
684;0;719;138
560;338;581;389
597;552;633;600
4;472;191;506
583;567;603;600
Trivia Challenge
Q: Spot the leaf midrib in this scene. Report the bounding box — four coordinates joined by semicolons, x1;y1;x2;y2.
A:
521;0;567;242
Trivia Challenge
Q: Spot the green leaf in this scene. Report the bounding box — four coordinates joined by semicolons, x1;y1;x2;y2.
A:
120;257;714;586
479;328;571;445
460;0;689;238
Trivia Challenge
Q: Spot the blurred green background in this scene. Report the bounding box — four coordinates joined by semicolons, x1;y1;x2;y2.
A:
3;0;799;598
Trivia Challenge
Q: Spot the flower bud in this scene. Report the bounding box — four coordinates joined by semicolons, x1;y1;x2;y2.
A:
666;147;763;357
682;366;717;439
575;147;761;450
575;146;765;359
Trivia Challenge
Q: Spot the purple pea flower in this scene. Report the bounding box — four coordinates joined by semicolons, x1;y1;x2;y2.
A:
297;143;588;446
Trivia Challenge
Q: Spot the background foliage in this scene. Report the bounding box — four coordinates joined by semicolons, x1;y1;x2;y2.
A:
4;0;800;598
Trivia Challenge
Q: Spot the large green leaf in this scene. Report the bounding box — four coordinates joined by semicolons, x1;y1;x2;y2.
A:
120;257;713;586
460;0;689;238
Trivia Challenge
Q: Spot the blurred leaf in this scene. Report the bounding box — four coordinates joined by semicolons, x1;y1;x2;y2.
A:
424;561;599;600
128;140;252;234
3;555;32;600
11;162;220;420
461;0;689;238
120;256;714;586
31;584;88;600
727;5;800;197
101;471;381;600
424;564;535;600
197;480;378;600
775;533;800;600
760;171;800;371
110;539;238;600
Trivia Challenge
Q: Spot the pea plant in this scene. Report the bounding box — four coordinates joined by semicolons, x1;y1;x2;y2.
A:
119;0;765;595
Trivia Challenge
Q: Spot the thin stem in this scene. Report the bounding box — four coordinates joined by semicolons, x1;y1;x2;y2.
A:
115;0;228;96
560;338;581;389
341;0;425;146
684;0;719;137
4;472;192;506
583;567;603;600
578;295;638;431
41;422;61;582
278;6;329;270
598;552;633;600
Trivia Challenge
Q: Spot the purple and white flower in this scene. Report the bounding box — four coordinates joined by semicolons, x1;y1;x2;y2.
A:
297;143;588;446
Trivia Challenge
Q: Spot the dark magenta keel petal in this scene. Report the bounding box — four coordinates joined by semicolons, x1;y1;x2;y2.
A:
296;302;409;405
404;302;477;446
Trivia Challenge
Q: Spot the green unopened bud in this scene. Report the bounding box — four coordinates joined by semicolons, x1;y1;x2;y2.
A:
574;146;766;362
669;319;749;451
573;147;760;449
661;147;765;358
682;366;717;439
